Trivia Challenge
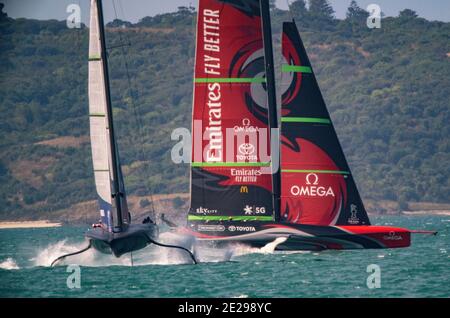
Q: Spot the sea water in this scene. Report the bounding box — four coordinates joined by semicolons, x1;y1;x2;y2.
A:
0;215;448;297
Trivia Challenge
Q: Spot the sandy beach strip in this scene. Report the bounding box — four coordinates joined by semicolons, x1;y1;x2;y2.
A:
0;221;62;229
402;210;450;216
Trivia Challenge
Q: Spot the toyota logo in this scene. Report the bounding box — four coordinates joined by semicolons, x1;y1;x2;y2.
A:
238;143;255;155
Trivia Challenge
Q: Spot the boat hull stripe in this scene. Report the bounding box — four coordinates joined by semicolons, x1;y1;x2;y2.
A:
188;215;274;222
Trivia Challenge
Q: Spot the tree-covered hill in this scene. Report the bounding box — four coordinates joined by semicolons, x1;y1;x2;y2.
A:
0;1;449;220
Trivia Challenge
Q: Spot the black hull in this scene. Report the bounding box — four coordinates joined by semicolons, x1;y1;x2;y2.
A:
185;221;412;250
86;223;158;257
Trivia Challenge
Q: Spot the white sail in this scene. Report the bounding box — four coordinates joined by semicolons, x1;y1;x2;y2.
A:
88;0;113;229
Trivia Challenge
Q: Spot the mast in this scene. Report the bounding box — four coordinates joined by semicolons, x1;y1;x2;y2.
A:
260;0;281;221
96;0;124;231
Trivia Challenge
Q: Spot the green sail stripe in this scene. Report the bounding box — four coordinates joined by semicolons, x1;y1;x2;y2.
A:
88;55;101;61
89;113;106;117
192;162;271;167
282;169;350;175
188;215;273;222
195;77;266;83
282;65;312;73
281;117;331;124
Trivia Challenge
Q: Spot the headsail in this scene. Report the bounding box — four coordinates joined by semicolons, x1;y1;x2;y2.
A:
88;0;129;231
280;21;370;226
189;0;274;224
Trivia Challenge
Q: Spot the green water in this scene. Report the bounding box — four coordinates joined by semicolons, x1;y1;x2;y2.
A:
0;215;449;297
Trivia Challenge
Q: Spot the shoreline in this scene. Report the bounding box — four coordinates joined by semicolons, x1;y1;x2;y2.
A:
1;210;449;228
401;210;450;216
0;221;62;229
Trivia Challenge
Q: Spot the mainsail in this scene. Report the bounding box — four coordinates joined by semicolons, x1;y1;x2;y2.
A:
182;2;428;252
280;21;370;226
88;0;129;231
189;0;274;223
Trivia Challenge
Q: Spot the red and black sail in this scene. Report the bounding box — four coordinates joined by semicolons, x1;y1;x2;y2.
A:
189;0;275;224
280;21;370;226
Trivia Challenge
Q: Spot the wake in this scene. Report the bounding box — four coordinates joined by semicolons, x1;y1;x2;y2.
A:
0;257;20;270
33;232;309;267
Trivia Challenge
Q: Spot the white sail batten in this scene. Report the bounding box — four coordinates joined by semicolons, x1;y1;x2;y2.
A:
88;0;113;227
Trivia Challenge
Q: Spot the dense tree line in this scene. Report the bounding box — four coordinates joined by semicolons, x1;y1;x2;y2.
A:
0;1;449;219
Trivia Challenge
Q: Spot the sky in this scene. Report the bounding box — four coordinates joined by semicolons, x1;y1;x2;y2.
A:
3;0;450;23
